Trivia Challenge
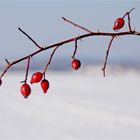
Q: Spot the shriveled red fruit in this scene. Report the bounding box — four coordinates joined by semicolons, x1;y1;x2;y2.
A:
30;72;43;84
41;79;49;93
113;18;125;31
20;83;31;98
71;59;81;70
0;79;2;86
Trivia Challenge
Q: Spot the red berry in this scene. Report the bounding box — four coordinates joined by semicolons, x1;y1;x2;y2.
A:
41;79;49;93
71;59;81;70
0;79;2;86
20;83;31;98
113;18;125;31
30;72;43;84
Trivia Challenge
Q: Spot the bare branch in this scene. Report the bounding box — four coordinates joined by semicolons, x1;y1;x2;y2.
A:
102;36;115;77
18;27;43;49
43;46;60;76
122;8;135;32
62;17;93;33
0;30;140;79
1;8;140;97
122;8;135;18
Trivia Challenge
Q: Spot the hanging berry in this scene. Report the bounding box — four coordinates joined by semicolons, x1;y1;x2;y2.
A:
41;79;49;93
71;59;81;70
30;72;43;84
20;83;31;98
113;18;125;31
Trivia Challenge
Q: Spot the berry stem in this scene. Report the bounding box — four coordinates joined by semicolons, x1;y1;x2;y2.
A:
25;57;30;83
21;56;30;83
72;38;78;59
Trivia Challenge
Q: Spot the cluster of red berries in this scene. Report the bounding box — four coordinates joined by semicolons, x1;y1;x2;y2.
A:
113;17;125;31
20;58;81;98
20;72;50;98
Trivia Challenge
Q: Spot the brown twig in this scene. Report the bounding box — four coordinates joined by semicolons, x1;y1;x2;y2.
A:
122;8;135;19
0;30;140;79
102;36;115;77
43;46;60;76
18;27;43;49
122;8;135;32
62;17;93;33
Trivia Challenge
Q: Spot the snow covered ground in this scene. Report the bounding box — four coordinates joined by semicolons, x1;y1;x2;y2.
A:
0;71;140;139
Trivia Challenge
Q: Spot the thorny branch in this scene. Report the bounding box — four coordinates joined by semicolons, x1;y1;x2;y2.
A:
0;8;140;83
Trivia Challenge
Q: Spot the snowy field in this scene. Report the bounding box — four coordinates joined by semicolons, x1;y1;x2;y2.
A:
0;71;140;139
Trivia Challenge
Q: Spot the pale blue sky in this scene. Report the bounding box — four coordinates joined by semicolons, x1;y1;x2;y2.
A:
0;0;140;65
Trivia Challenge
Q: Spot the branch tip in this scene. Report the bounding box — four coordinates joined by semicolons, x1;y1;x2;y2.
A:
62;17;93;33
62;17;66;20
128;8;135;14
18;27;43;49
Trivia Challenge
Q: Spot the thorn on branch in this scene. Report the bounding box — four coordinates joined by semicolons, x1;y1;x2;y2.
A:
5;58;10;65
20;80;26;83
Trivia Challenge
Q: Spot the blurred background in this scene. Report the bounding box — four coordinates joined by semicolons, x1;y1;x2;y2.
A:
0;0;140;74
